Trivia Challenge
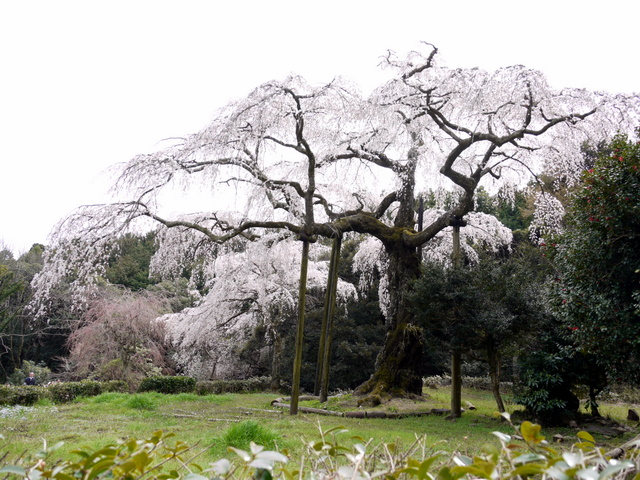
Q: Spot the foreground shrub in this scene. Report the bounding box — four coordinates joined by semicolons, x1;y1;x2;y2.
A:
195;376;271;395
138;375;196;394
2;416;639;479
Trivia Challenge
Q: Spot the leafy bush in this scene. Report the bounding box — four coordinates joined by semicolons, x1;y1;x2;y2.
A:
195;376;271;395
514;349;581;424
0;385;46;406
8;360;51;386
137;376;196;394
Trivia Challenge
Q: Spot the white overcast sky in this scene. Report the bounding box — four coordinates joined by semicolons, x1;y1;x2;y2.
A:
1;0;638;255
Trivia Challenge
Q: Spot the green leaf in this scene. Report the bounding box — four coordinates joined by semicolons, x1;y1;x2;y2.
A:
0;466;26;475
250;442;264;455
513;453;546;465
598;461;634;480
53;473;76;480
452;455;472;467
500;412;512;423
255;451;288;463
70;449;90;458
183;474;209;480
576;467;599;480
510;464;547;477
492;431;511;443
28;470;43;480
253;468;273;480
249;459;275;470
87;458;116;480
520;421;545;444
131;451;151;472
450;466;490;479
208;459;231;475
577;431;595;444
228;446;251;461
418;453;444;476
545;465;571;480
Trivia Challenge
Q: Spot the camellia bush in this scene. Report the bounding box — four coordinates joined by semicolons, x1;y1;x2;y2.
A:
550;132;640;384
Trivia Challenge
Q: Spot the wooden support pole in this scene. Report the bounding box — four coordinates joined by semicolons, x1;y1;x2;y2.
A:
450;217;465;418
320;236;341;402
314;238;340;396
290;239;310;415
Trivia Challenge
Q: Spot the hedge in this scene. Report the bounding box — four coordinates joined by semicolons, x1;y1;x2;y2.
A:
0;380;129;406
195;376;272;395
0;385;45;406
47;380;103;403
137;376;196;394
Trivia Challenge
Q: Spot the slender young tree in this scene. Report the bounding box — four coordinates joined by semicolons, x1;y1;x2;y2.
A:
32;43;639;404
65;287;171;388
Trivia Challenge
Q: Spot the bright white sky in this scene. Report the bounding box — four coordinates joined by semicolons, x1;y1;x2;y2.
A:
1;0;638;255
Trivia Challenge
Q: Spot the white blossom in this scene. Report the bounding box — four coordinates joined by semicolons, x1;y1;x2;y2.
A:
163;236;356;378
421;211;513;267
529;192;566;243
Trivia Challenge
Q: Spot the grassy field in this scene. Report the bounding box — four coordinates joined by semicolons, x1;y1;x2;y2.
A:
1;387;637;467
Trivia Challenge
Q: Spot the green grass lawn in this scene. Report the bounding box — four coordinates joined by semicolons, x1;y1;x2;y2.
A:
1;387;637;467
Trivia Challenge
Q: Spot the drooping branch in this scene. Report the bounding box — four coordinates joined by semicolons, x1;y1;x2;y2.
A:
144;208;302;244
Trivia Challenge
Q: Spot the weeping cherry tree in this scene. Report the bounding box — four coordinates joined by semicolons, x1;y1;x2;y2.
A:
32;43;639;408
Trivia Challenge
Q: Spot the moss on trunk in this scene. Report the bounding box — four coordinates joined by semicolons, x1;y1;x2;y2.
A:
355;322;424;405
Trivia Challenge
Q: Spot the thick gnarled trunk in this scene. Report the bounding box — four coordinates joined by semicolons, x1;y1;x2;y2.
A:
355;241;424;403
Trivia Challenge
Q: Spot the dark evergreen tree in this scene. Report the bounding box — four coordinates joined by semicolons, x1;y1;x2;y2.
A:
550;132;640;384
410;245;548;412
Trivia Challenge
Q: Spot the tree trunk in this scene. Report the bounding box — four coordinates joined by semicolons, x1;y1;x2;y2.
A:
486;340;505;413
589;386;601;417
355;242;424;403
290;239;310;415
207;352;218;380
269;326;283;391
